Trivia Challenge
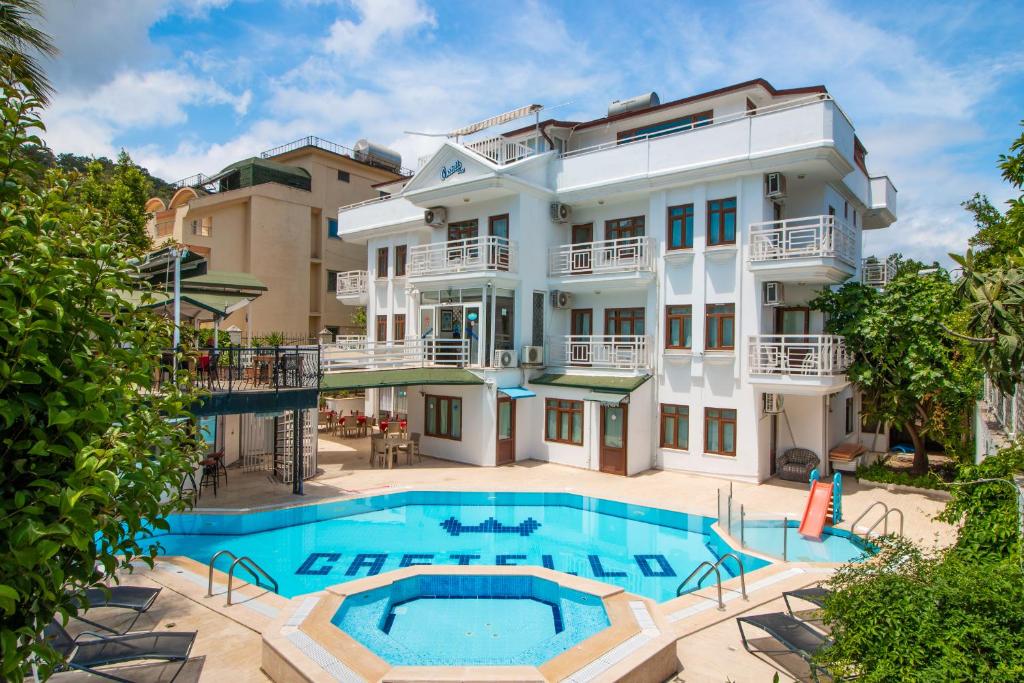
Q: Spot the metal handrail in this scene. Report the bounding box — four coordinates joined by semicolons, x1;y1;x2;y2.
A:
677;561;723;610
696;553;748;601
864;508;905;539
226;556;279;606
207;549;237;597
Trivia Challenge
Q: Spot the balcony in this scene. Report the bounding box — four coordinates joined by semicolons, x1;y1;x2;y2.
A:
747;335;851;395
864;176;898;229
548;236;655;290
549;335;651;371
337;195;422;239
861;256;897;288
321;338;471;372
464;137;538;165
407;236;517;283
335;270;368;304
747;215;857;283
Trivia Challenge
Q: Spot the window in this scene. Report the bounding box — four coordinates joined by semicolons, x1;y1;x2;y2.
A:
545;399;583;445
395;244;407;277
447;219;478;241
852;209;858;227
705;408;737;456
488;214;509;239
337;170;350;182
605;216;645;240
843;201;849;220
375;315;387;342
606;307;645;335
393;314;406;342
660;404;689;450
328;218;339;239
190;216;212;237
425;395;462;440
845;398;854;434
707;198;736;245
665;305;692;349
705;304;735;350
667;204;694;250
532;291;545;347
617;111;712;143
327;269;339;292
376;247;389;278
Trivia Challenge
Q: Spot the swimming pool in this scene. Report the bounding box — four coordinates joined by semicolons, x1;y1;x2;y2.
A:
148;491;807;602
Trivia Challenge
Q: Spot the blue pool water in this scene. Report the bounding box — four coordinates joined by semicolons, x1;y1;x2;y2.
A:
741;520;873;563
332;574;609;665
142;491;859;601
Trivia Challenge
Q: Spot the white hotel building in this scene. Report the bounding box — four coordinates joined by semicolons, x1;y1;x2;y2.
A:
324;78;897;483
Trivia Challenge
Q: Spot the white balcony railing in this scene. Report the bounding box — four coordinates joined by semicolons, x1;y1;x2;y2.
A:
408;236;516;278
465;137;537;165
548;236;654;277
748;216;857;266
550;335;651;370
335;270;368;297
747;335;851;376
321;337;470;372
861;256;897;288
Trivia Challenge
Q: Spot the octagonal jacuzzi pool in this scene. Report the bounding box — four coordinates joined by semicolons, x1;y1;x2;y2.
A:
332;574;610;666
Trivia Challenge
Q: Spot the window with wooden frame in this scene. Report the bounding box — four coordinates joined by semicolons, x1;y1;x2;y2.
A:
393;314;406;342
667;204;694;250
705;304;735;350
545;398;583;445
704;408;737;456
616;111;713;144
447;219;478;241
376;247;389;278
375;315;387;342
190;216;212;237
425;394;462;440
707;197;736;245
394;244;407;277
660;404;689;450
488;214;509;239
605;216;645;240
605;307;645;336
665;305;692;349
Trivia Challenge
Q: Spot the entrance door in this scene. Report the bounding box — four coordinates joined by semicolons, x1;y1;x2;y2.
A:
570;309;593;365
600;403;628;475
496;395;516;465
570;223;593;274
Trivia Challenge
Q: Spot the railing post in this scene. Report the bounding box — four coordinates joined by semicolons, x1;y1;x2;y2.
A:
740;504;745;547
782;517;788;561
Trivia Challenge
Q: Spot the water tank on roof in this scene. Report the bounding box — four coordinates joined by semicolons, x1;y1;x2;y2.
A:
353;139;402;173
608;92;660;117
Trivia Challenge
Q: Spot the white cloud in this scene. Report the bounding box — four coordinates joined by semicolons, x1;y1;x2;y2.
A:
323;0;435;62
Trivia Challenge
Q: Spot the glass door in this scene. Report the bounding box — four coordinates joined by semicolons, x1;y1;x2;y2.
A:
496;395;515;465
570;309;593;365
600;403;628;475
570;223;593;274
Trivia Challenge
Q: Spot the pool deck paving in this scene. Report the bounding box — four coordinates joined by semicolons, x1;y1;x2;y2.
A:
84;435;954;682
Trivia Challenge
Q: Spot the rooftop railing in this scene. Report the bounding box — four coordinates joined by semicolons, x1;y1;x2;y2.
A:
748;215;856;265
548;235;654;277
747;335;850;376
464;137;538;165
156;345;321;394
408;235;516;278
259;135;414;176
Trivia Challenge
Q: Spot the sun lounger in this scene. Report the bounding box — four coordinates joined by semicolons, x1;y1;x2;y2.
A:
43;619;196;682
737;612;833;680
69;585;162;634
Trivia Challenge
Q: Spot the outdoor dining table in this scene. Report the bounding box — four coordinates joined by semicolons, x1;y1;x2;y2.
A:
382;436;412;469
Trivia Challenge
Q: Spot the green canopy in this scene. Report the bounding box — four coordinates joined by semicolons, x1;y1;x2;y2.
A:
321;368;484;391
529;373;651;394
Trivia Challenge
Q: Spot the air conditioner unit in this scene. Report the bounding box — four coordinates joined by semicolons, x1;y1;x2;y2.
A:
765;172;787;199
550;290;573;309
763;393;785;414
495;349;518;368
424;207;448;228
763;281;784;306
521;345;545;366
550;202;572;223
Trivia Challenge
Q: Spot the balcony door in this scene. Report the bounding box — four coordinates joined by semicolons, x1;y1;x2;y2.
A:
776;307;810;371
599;403;628;475
570;223;593;274
570;309;593;365
496;395;516;465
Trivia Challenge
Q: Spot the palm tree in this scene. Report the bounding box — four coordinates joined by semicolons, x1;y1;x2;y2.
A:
0;0;58;104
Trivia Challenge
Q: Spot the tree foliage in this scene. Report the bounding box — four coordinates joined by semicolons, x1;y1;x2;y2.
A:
0;75;204;679
0;0;57;105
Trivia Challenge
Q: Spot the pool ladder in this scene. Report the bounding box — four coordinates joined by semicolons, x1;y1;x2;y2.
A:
851;501;905;541
207;550;279;606
675;553;747;611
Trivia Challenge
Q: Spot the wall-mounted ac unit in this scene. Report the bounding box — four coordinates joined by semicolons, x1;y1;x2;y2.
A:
763;393;785;414
494;349;518;368
521;345;545;366
424;207;447;228
550;202;572;223
763;281;784;306
550;290;572;309
765;172;787;199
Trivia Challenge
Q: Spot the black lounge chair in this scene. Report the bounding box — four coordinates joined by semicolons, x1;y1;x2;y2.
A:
44;619;196;682
737;612;833;681
70;585;162;634
784;586;830;615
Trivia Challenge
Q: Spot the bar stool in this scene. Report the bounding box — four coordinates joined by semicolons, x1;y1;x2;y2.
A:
210;450;228;485
198;457;219;497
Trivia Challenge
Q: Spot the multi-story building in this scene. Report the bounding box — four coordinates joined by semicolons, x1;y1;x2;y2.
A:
145;137;407;339
324;79;898;483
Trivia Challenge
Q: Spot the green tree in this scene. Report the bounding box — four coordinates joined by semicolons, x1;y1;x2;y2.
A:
0;0;57;105
0;75;204;679
78;150;154;253
811;268;980;475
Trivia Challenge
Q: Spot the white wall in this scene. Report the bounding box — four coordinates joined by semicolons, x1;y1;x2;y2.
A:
406;384;494;466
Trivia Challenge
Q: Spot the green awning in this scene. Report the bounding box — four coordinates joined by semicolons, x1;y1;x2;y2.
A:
321;368;485;391
529;373;651;394
131;291;254;318
181;271;267;293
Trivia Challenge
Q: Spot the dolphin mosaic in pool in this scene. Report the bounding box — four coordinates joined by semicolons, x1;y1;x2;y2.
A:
439;516;542;537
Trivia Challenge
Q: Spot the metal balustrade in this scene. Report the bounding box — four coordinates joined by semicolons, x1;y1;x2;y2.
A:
321;337;471;371
747;335;851;376
748;215;856;265
465;137;537;165
155;345;321;393
407;236;516;277
549;335;651;370
862;256;898;288
335;270;368;297
548;236;654;277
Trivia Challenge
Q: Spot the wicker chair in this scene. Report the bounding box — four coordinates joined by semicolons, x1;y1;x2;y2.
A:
778;448;819;482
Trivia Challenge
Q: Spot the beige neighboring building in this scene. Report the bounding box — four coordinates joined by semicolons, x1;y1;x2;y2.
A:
146;137;406;339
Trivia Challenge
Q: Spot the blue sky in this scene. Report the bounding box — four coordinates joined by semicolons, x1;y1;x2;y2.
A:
37;0;1024;264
